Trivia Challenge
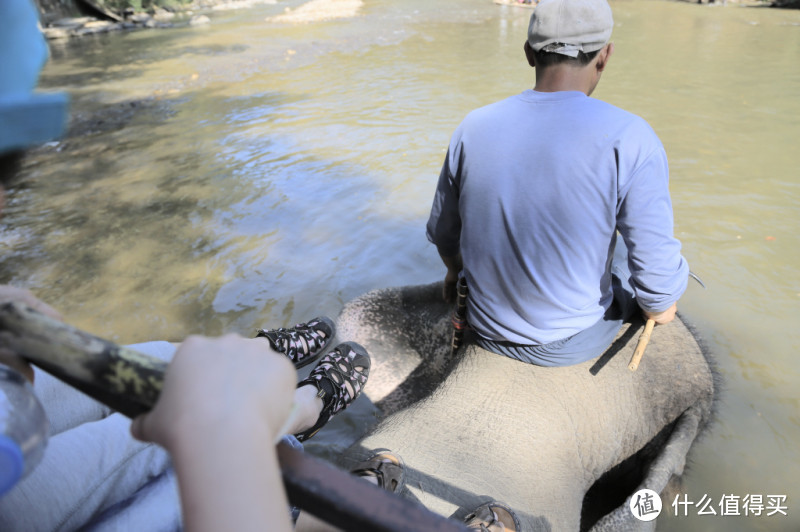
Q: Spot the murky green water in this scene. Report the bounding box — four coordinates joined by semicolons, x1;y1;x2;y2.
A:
2;0;799;529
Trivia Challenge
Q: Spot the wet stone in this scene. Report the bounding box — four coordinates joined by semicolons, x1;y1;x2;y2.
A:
42;27;71;40
50;17;94;28
128;14;152;23
189;15;211;25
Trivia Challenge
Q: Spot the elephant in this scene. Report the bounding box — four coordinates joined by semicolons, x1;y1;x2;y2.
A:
326;282;717;531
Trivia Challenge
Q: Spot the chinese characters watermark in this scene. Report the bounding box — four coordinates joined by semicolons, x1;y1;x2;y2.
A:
628;491;790;521
672;494;789;517
630;489;662;521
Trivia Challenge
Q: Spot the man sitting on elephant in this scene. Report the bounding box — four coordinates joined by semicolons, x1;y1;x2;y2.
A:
426;0;689;366
334;3;706;529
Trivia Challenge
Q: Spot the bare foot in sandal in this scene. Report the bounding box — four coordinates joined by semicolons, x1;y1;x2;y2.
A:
292;341;370;442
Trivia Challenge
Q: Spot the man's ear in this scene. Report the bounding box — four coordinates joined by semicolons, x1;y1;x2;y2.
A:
524;41;536;67
595;42;614;73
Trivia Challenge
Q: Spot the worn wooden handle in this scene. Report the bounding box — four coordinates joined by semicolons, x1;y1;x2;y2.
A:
0;301;166;417
628;318;655;372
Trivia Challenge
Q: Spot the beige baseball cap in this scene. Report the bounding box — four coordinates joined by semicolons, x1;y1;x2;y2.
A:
527;0;614;58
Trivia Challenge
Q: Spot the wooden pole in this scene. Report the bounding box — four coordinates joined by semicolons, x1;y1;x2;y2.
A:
0;301;469;532
0;301;166;417
628;318;655;372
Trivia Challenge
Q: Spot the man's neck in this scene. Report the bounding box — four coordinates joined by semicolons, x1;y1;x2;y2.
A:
533;65;595;96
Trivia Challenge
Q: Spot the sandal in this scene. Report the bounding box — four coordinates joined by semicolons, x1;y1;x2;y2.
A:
351;450;405;493
294;341;370;442
256;316;335;368
464;502;521;532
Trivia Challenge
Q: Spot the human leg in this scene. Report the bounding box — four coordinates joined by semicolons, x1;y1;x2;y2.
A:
0;412;174;531
123;319;339;440
34;340;178;436
127;328;352;440
33;369;112;436
9;321;346;530
280;342;371;441
83;468;180;532
345;450;520;531
0;341;179;530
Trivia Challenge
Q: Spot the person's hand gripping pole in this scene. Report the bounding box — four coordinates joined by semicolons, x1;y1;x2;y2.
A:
628;271;706;372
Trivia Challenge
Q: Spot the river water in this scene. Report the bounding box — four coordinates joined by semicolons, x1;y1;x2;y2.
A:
2;0;799;529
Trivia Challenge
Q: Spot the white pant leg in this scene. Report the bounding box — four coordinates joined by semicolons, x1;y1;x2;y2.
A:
0;341;180;531
33;370;111;436
33;341;178;436
0;413;173;532
84;468;181;532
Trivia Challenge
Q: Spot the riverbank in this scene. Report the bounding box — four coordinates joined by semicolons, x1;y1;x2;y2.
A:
266;0;362;23
493;0;786;8
39;0;370;40
39;0;276;40
39;0;797;41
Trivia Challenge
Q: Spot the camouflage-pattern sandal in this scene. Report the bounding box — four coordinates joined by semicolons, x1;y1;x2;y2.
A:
294;341;370;442
464;502;521;532
256;316;335;369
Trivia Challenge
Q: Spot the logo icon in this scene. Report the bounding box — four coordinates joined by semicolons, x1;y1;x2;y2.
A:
630;489;662;521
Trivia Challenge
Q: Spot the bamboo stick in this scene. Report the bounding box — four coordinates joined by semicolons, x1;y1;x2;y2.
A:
628;318;655;372
0;301;165;417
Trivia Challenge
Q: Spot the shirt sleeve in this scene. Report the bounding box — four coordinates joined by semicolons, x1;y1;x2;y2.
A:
426;147;462;257
617;146;689;312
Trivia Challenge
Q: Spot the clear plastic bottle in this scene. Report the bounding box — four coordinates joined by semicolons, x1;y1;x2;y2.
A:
0;364;49;497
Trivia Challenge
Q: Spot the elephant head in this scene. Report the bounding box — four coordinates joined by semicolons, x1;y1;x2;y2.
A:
332;282;717;531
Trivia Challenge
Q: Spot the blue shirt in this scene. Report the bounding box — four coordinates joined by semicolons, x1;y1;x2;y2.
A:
427;90;688;347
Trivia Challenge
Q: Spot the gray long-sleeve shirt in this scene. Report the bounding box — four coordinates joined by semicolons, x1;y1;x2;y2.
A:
427;90;689;345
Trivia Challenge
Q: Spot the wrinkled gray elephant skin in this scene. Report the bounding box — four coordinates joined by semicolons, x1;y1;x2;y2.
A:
335;282;717;531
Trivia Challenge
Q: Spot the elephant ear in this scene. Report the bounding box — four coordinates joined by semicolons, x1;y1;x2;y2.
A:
585;313;717;531
588;402;706;531
336;281;458;416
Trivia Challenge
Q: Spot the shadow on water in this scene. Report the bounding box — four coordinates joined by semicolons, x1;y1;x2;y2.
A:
1;82;433;343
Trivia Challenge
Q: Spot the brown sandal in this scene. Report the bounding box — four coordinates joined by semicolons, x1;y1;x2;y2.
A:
351;450;405;494
464;502;521;532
